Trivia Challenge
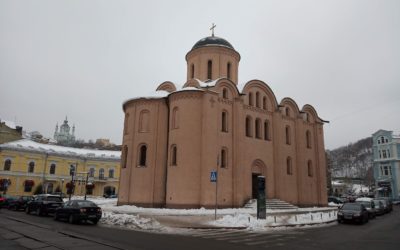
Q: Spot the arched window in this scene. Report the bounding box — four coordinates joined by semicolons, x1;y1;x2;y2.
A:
256;92;260;108
171;145;177;166
121;145;128;168
139;110;150;132
222;88;228;99
263;97;267;110
246;116;253;137
109;169;114;178
285;126;291;145
287;157;293;175
28;161;35;173
191;64;195;79
4;159;11;171
139;144;147;167
222;111;228;132
69;164;75;176
255;118;261;139
207;60;212;79
249;92;253;106
285;107;290;117
227;63;231;80
124;113;129;135
306;130;312;148
172;107;179;129
89;168;95;177
99;168;105;179
264;120;270;141
49;163;56;175
307;160;313;177
221;148;227;168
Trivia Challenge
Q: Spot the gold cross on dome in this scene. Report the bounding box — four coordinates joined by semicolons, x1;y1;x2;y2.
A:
210;23;216;36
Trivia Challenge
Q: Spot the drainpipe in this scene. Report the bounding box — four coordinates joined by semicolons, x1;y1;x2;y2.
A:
42;153;48;193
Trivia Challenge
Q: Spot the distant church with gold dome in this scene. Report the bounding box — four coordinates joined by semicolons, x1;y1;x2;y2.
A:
118;27;328;208
54;117;76;146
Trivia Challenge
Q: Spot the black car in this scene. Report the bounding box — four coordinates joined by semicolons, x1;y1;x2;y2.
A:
328;196;344;205
337;203;369;224
26;194;64;216
54;200;102;225
8;196;33;211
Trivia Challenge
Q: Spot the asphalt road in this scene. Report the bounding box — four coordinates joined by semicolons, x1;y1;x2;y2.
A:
1;206;399;250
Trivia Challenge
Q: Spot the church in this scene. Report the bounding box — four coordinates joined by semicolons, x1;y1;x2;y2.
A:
118;30;328;208
54;117;76;145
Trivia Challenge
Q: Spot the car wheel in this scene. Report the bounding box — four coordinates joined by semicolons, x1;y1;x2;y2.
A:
54;213;59;221
36;207;42;216
25;207;31;214
92;219;98;225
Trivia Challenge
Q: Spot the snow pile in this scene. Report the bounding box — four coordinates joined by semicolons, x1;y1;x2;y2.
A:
101;212;163;231
209;211;337;230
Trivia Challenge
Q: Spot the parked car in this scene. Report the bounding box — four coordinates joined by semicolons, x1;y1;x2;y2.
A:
328;196;344;205
26;194;64;216
0;195;17;209
376;198;391;213
54;200;102;225
337;203;369;224
0;195;5;208
52;192;67;198
355;197;376;219
8;196;33;211
373;199;385;216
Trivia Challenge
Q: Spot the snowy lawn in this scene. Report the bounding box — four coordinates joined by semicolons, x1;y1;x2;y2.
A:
67;196;338;232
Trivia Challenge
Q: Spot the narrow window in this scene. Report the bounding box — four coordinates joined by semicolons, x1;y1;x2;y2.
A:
49;163;56;174
308;160;313;177
249;92;253;106
387;150;391;158
256;92;260;108
4;159;11;171
172;107;179;129
285;126;291;145
264;120;270;141
306;130;311;148
124;113;129;135
139;145;147;167
99;168;105;179
381;137;385;143
285;107;290;116
227;63;231;79
221;148;227;168
379;150;382;158
246;116;252;137
287;157;293;175
222;111;228;132
207;60;212;79
382;150;387;158
109;169;114;178
263;97;267;110
378;140;380;144
255;118;261;139
122;145;128;168
171;145;177;166
28;161;35;173
222;88;228;99
191;64;195;79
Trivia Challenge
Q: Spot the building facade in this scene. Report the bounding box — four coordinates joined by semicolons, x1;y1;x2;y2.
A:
118;34;328;208
0;139;120;197
54;117;76;145
372;130;400;201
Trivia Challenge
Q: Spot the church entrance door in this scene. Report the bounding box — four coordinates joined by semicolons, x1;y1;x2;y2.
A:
252;173;261;199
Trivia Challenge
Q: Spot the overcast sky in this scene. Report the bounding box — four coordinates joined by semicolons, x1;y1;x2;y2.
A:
1;0;399;150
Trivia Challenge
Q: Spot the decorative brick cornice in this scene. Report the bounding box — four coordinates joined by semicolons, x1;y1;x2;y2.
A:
169;92;203;102
243;104;271;115
218;97;233;105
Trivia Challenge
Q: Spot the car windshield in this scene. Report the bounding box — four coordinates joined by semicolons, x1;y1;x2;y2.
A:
357;201;371;208
45;196;63;202
76;201;96;207
341;203;361;211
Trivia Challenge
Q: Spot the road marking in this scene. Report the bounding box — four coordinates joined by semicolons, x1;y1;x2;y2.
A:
246;240;275;246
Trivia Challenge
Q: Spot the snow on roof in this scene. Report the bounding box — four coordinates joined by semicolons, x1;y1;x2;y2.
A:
0;118;17;129
197;78;220;88
0;139;120;160
356;197;373;202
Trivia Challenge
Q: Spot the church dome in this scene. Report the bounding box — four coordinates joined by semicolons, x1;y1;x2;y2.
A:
192;36;235;50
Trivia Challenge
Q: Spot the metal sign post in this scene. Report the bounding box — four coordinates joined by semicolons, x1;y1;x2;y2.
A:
257;176;266;219
210;170;218;220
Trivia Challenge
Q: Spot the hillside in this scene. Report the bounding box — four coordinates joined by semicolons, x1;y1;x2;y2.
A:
327;137;373;179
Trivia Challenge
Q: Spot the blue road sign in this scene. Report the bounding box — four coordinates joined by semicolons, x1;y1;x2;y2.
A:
210;171;217;182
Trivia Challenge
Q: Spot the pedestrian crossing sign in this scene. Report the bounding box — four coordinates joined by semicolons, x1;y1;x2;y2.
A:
210;171;217;182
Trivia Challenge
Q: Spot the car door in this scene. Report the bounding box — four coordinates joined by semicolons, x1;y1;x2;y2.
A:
59;201;72;219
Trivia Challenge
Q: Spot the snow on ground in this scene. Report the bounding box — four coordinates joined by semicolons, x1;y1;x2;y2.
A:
68;196;337;232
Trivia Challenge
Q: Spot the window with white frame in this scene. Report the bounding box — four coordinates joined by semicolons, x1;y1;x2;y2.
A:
380;165;392;176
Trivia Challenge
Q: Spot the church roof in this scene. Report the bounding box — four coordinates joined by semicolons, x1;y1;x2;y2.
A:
192;36;235;50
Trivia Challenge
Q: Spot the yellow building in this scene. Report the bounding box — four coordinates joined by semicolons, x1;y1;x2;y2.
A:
0;139;120;197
